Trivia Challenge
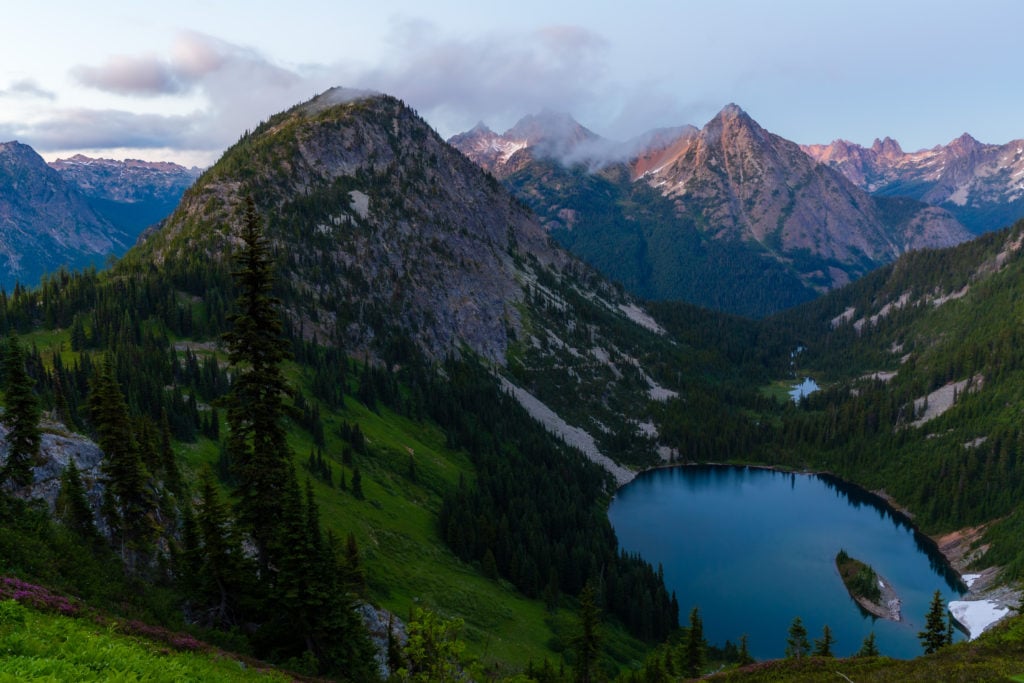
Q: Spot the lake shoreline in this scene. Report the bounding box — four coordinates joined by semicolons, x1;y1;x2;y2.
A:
609;464;972;659
623;461;1022;639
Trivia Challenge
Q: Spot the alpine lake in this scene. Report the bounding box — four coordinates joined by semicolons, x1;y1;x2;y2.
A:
608;465;966;660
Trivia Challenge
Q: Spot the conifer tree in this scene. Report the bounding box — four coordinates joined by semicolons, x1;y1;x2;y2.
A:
682;606;707;677
55;460;100;542
88;355;154;565
222;196;295;572
856;631;879;657
919;589;949;654
738;633;754;666
159;409;183;496
195;468;248;627
813;624;835;657
785;616;810;659
1;335;41;489
572;581;602;683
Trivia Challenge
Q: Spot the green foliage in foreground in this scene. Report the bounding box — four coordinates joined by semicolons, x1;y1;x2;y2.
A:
706;613;1024;682
0;600;287;682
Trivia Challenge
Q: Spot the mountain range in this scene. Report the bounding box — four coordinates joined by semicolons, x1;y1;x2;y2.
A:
49;154;201;237
804;133;1024;234
0;141;128;290
0;143;198;291
451;107;1006;316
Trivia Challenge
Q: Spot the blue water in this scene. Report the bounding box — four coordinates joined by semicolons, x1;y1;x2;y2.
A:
608;466;965;660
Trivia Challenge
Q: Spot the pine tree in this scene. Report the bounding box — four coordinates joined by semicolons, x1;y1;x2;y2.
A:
856;631;879;657
195;468;248;627
919;589;949;654
1;335;41;489
682;606;706;677
946;609;956;646
812;624;834;657
572;581;602;683
222;196;295;572
785;616;810;659
88;355;155;566
351;466;363;499
159;409;183;496
738;633;754;666
55;460;100;542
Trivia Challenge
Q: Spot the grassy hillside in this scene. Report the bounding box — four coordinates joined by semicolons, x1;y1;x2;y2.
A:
0;598;290;682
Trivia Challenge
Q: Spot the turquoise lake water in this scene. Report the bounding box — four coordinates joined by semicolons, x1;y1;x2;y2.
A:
608;465;965;660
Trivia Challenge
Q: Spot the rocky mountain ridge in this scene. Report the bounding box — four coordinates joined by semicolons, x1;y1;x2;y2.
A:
49;154;200;240
49;155;201;205
0;141;128;290
804;134;1024;234
450;105;972;315
131;88;678;472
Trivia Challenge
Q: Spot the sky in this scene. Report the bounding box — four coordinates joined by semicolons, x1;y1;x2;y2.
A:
2;0;1022;167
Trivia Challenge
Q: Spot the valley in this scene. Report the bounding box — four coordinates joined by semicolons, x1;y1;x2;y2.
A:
2;88;1024;682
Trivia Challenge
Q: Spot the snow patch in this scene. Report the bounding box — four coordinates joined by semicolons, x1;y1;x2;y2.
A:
962;574;982;588
831;306;856;329
861;370;897;383
617;303;665;334
909;375;984;427
499;377;635;486
349;190;370;219
949;599;1009;640
932;285;969;307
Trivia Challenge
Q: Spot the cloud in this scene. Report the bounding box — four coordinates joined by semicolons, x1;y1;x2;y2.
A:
70;31;297;99
0;79;56;100
72;54;185;96
0;108;209;150
348;20;611;136
8;24;689;164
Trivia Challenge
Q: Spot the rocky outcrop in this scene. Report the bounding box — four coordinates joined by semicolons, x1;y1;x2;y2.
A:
0;417;104;517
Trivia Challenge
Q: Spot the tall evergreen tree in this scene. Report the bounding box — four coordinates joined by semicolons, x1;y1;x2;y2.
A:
813;624;835;657
738;634;754;666
88;355;155;566
856;631;880;658
572;581;602;683
785;616;810;659
1;335;41;489
682;606;707;677
195;468;248;628
919;589;950;654
55;460;100;543
222;196;295;572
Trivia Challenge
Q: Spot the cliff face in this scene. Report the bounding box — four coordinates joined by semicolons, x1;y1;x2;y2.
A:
634;105;971;276
0;419;105;519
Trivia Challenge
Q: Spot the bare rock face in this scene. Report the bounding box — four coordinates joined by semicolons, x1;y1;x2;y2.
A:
0;141;128;289
634;105;972;287
804;134;1024;234
452;105;972;310
0;419;105;518
49;155;200;205
136;90;571;365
